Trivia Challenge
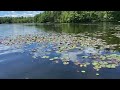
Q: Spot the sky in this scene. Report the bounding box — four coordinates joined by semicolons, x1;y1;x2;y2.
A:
0;11;43;17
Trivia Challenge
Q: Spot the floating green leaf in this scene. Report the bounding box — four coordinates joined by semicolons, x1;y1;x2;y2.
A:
81;70;86;73
96;73;99;76
41;56;49;58
32;56;37;59
63;61;69;65
49;58;54;60
80;64;83;67
54;57;59;59
82;56;88;58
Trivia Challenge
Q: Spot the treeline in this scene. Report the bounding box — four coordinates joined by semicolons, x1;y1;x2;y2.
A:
1;11;120;24
34;11;120;23
0;17;34;24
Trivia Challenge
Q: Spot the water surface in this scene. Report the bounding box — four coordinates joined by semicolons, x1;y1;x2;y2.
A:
0;23;120;79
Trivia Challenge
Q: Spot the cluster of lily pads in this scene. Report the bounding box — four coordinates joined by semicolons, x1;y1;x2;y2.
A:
112;33;120;38
91;54;120;71
1;32;120;75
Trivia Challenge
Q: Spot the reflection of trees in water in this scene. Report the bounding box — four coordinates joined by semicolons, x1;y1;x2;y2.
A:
35;23;99;34
97;23;120;51
34;23;120;51
35;24;62;33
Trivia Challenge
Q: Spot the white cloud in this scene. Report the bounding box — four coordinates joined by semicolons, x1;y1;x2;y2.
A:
11;11;15;13
0;11;43;17
11;15;18;17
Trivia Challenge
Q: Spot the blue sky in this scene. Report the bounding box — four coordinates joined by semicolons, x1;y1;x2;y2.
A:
0;11;43;17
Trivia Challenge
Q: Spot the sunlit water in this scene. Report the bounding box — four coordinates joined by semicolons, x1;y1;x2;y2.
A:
0;23;120;79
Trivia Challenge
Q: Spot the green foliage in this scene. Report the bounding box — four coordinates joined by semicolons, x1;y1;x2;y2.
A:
0;11;120;24
34;11;120;23
111;11;120;21
0;17;34;24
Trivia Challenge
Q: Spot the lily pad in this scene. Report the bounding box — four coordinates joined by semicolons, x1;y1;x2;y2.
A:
32;56;37;59
96;73;99;76
82;56;88;58
106;64;111;68
41;56;49;58
74;62;80;65
96;69;100;71
92;62;98;66
85;62;90;65
54;60;59;63
110;64;117;68
49;58;54;60
83;64;87;67
41;56;46;58
54;57;59;59
56;51;61;53
100;56;106;60
100;64;106;68
81;70;86;73
80;64;83;67
63;61;69;65
45;56;49;58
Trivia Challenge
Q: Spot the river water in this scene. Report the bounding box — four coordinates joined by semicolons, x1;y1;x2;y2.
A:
0;23;120;79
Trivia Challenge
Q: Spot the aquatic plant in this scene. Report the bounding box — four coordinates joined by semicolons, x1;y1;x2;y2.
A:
1;31;120;74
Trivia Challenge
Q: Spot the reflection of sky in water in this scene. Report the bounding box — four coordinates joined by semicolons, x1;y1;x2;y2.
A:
0;44;24;56
61;51;82;62
83;47;98;54
0;49;23;55
0;45;10;51
0;24;41;38
60;47;99;62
